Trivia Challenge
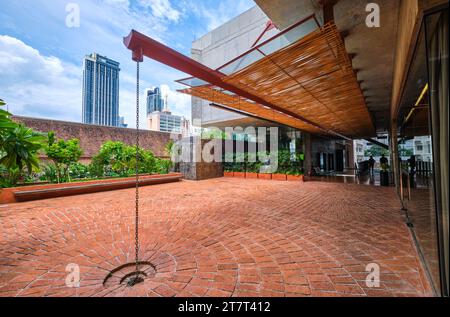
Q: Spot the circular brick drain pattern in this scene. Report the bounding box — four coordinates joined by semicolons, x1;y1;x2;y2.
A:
103;261;156;288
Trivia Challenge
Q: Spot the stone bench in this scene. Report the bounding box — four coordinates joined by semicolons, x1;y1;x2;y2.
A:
11;174;182;203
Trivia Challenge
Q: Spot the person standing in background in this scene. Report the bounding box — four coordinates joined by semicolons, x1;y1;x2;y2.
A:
368;156;375;175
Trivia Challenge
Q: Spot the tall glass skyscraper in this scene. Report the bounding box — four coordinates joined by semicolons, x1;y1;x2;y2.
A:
146;87;164;114
82;53;120;127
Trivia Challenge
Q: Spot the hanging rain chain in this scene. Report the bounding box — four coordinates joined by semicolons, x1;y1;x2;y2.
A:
127;60;144;287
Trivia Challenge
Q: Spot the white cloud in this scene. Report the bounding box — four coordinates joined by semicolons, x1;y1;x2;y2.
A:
0;35;81;122
0;0;254;128
160;84;190;118
0;36;65;83
138;0;181;22
187;0;255;31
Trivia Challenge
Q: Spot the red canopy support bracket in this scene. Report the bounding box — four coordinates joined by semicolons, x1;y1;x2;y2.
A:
132;46;144;63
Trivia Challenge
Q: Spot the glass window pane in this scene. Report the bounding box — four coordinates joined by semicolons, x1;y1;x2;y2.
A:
177;77;208;87
259;18;319;55
219;50;265;75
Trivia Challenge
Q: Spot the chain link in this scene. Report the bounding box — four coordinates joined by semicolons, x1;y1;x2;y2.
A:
135;61;140;275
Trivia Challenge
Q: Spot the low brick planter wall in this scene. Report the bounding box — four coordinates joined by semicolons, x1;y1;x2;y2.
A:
272;174;288;181
258;173;272;180
0;173;182;204
245;172;258;179
226;173;304;182
287;175;304;181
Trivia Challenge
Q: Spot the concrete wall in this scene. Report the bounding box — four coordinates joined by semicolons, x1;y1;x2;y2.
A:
12;116;173;162
178;137;223;180
255;0;323;30
390;0;421;121
191;6;269;126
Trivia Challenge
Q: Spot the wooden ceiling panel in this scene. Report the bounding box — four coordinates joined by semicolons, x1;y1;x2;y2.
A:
179;21;374;138
222;22;374;138
179;86;324;135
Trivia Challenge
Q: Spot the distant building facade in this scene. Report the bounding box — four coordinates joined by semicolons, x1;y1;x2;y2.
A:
181;118;192;137
119;116;128;128
353;140;366;163
82;53;120;127
146;87;164;114
148;110;183;134
414;136;433;162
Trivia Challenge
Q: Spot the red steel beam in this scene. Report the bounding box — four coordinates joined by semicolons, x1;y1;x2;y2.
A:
251;20;277;48
123;30;351;140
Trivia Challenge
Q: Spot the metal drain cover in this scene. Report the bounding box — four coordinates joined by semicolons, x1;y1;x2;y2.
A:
103;261;156;288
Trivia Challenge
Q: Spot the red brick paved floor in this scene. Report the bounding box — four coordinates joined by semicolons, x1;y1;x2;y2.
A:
0;178;432;297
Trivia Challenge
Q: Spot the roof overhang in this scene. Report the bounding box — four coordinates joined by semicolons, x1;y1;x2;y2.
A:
124;15;375;139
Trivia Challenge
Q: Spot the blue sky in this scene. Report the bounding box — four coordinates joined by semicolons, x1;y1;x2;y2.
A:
0;0;255;128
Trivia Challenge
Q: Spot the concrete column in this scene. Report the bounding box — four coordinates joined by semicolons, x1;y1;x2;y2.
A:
390;122;400;190
346;140;355;170
304;133;312;175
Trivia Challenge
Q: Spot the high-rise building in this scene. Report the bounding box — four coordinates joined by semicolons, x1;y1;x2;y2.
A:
82;53;120;127
181;118;191;137
146;87;164;114
413;136;433;162
147;94;184;134
119;116;128;128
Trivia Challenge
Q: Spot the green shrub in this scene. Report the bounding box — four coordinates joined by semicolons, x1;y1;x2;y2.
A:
224;149;305;175
69;162;89;179
41;163;59;183
155;158;171;175
45;132;83;183
90;141;163;178
0;124;46;186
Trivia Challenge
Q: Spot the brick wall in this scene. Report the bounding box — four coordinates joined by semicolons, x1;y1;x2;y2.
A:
12;116;175;161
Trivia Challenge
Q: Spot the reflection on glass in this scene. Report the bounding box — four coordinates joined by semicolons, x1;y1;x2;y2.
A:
177;77;208;87
398;13;448;294
219;50;265;75
259;18;318;55
426;9;449;296
218;17;319;75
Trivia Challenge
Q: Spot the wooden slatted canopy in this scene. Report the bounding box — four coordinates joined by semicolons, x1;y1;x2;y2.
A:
178;21;375;138
180;86;324;134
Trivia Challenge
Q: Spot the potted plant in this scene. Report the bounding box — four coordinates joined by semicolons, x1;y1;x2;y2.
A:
233;171;246;178
223;153;234;177
224;169;234;177
232;163;246;178
287;171;304;182
231;153;245;178
272;173;287;181
245;159;260;179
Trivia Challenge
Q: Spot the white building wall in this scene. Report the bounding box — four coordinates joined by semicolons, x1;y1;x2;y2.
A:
414;136;433;162
191;6;270;126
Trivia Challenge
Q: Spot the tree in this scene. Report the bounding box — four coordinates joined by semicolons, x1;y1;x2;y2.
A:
90;141;128;177
0;99;17;132
364;145;390;157
45;131;83;183
0;124;46;186
165;139;175;157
